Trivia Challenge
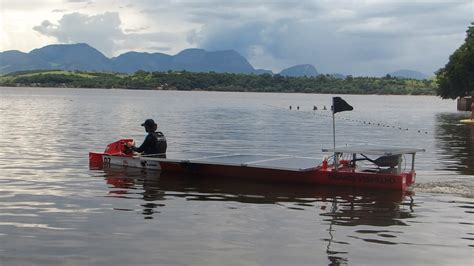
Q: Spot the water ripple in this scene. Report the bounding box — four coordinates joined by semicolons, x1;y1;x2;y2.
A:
0;88;472;265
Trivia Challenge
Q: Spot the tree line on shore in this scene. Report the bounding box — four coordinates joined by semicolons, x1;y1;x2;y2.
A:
0;69;436;95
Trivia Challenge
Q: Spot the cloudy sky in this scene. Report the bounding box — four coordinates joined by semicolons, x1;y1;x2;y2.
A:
0;0;472;76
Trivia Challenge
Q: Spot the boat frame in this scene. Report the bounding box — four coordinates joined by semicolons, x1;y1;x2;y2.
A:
90;140;424;191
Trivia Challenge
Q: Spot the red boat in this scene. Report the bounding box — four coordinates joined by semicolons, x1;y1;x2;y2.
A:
89;139;424;191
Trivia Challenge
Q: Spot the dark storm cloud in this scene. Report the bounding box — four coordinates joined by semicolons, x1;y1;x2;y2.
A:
185;16;400;74
183;0;472;75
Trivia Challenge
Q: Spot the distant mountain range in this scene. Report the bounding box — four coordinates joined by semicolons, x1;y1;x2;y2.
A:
0;43;318;77
0;43;429;79
279;64;318;77
387;69;430;80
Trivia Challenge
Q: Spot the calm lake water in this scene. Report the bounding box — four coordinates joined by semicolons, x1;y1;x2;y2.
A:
0;87;473;265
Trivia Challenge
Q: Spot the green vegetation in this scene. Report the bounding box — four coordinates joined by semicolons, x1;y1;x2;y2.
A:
436;23;474;99
0;69;436;95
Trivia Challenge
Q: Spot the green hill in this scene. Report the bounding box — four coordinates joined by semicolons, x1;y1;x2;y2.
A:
0;70;436;95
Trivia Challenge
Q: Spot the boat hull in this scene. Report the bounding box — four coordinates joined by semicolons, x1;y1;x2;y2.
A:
90;152;161;170
91;153;412;190
158;160;411;190
105;155;161;170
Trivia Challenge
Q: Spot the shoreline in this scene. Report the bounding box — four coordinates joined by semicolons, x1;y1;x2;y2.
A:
0;85;439;97
0;70;437;96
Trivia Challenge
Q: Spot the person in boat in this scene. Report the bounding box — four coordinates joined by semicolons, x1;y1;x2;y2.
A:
127;119;167;157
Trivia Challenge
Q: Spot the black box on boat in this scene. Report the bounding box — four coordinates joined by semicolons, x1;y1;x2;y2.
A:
457;96;473;111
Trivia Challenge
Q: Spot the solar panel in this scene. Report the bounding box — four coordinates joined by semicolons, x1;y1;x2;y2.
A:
164;151;227;160
144;152;321;172
247;157;319;171
322;145;425;155
192;154;282;165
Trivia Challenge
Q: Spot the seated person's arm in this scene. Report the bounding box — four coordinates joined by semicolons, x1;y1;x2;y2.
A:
130;135;151;153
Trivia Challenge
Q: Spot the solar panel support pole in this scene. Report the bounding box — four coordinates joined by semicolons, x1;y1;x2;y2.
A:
332;107;338;172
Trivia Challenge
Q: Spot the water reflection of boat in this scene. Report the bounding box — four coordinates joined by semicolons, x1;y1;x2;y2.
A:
100;166;414;265
103;166;408;204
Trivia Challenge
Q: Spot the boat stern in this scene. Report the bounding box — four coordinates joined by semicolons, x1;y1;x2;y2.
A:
403;171;416;187
89;152;104;167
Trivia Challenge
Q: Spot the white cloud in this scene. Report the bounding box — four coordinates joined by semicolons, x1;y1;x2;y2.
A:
33;12;123;56
32;12;187;56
